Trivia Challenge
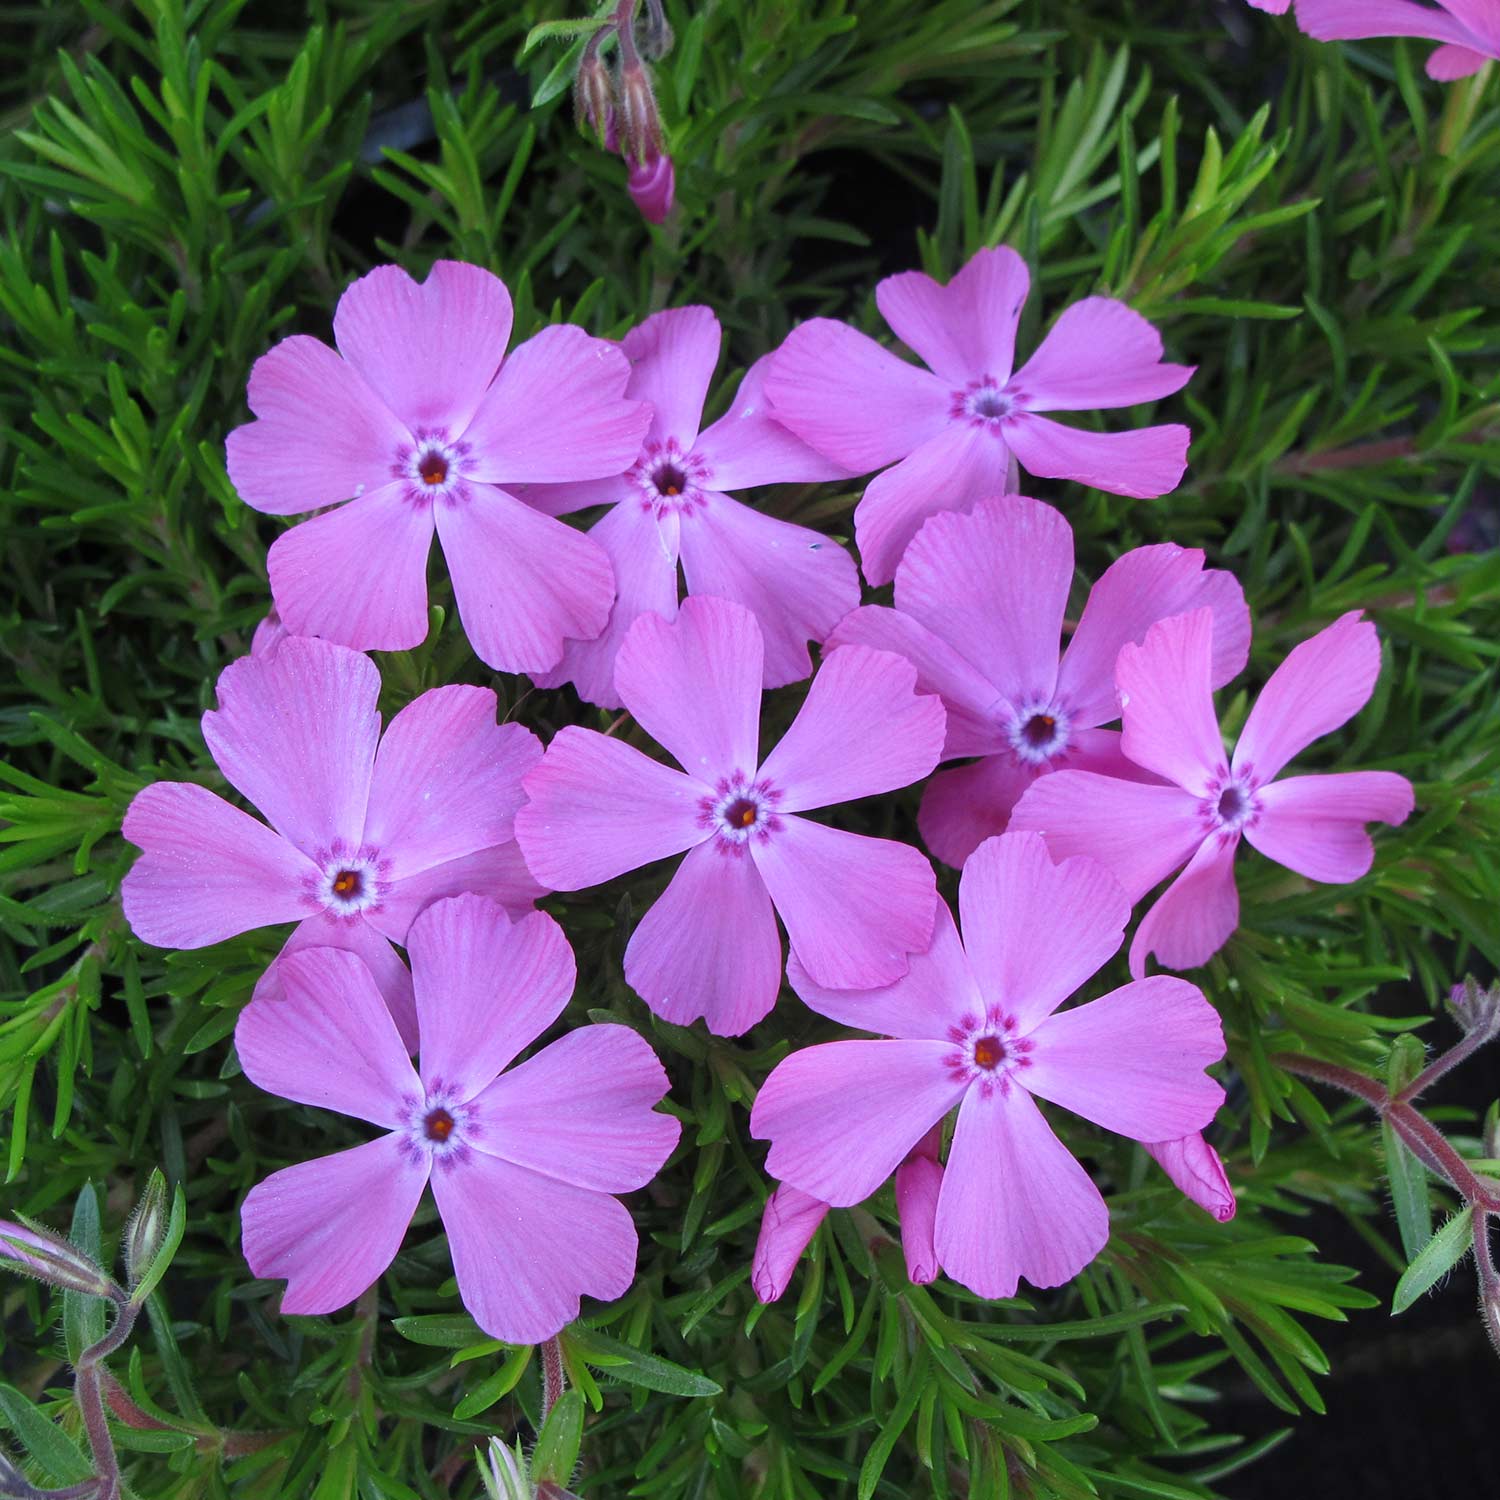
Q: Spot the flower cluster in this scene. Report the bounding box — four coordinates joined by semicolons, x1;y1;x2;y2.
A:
121;245;1414;1337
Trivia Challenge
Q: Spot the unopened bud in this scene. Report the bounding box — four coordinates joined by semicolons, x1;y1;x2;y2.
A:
627;150;675;225
1446;976;1500;1041
1145;1134;1236;1223
0;1217;121;1301
895;1137;943;1285
616;60;663;166
125;1169;169;1291
640;0;674;59
478;1438;530;1500
573;50;614;144
752;1184;828;1303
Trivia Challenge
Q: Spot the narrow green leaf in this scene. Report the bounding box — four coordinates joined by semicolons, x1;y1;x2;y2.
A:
567;1326;722;1397
1392;1207;1474;1314
531;1389;585;1485
0;1383;93;1484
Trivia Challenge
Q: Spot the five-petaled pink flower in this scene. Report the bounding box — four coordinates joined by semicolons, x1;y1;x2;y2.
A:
752;1125;944;1302
515;596;945;1035
121;637;543;1047
764;246;1194;584
828;493;1250;868
1297;0;1500;78
225;260;651;674
1011;608;1415;976
751;833;1227;1298
522;306;858;706
237;894;679;1344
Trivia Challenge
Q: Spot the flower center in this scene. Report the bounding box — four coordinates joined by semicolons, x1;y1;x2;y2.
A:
418;449;449;486
394;430;469;502
1205;775;1258;834
701;774;781;851
972;1034;1006;1070
424;1107;455;1141
313;848;386;917
653;462;688;498
331;868;362;899
953;377;1016;427
1217;786;1245;821
1007;702;1071;765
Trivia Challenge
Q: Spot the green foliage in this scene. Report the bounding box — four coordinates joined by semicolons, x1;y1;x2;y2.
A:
1;1;1498;1496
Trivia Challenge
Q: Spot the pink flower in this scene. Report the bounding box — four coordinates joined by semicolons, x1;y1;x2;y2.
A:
225;261;651;674
627;149;675;223
828;493;1249;867
237;894;679;1343
1297;0;1500;79
1145;1134;1237;1222
751;833;1227;1299
1011;608;1415;977
515;596;945;1035
752;1126;945;1302
764;247;1194;584
1246;0;1291;12
522;306;859;706
121;637;545;1047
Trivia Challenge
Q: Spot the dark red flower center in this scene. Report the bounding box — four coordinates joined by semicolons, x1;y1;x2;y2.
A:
424;1108;455;1142
1022;713;1057;748
653;463;687;498
973;1035;1006;1070
418;450;449;486
331;868;363;899
972;389;1010;419
726;797;758;829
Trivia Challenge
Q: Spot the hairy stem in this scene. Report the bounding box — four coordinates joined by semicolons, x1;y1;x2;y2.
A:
72;1297;140;1500
540;1337;565;1424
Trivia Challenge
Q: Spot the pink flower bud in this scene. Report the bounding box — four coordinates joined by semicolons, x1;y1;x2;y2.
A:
1145;1134;1236;1222
616;60;663;165
752;1184;829;1302
627;150;675;225
0;1218;121;1300
895;1129;944;1284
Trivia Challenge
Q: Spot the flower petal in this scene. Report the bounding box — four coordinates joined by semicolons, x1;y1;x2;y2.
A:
406;895;575;1101
752;1039;965;1206
375;839;547;944
1231;612;1381;785
624;840;783;1036
431;1151;637;1345
676;492;860;689
826;606;1003;758
201;636;381;857
121;783;316;948
1022;975;1225;1140
752;1185;829;1303
613;595;763;778
764;318;951;471
786;898;980;1041
435;484;615;675
463;325;649;484
364;688;541;879
468;1025;678;1191
956;831;1130;1032
534;495;680;709
1426;42;1492;78
236;946;420;1125
1145;1134;1236;1222
758;646;945;812
1128;833;1240;978
1008;770;1206;901
225;335;408;515
853;423;1013;588
895;493;1071;711
1057;544;1250;730
517;472;634;518
752;817;937;991
934;1083;1108;1298
1245;770;1413;883
1002;413;1190;499
242;1136;429;1316
874;247;1031;384
252;912;418;1053
693;352;853;490
1011;297;1193;412
917;754;1040;869
515;727;708;890
620;304;720;448
1117;608;1227;795
896;1150;943;1285
1295;0;1475;47
332;261;513;435
266;484;436;653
